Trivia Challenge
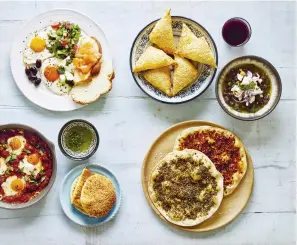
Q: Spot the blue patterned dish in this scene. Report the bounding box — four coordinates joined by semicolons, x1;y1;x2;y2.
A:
130;16;218;104
60;163;121;226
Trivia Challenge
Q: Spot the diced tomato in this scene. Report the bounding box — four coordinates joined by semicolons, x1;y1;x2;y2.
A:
73;44;78;54
59;39;70;47
0;150;9;158
51;22;61;29
65;22;71;29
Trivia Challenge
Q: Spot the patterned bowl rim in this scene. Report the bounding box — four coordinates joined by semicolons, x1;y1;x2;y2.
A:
129;16;218;104
58;119;99;161
215;55;282;121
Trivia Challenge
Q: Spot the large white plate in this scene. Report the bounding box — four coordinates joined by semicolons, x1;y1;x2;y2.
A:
10;9;113;111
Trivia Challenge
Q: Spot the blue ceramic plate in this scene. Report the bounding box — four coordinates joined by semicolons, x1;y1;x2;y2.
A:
60;163;121;226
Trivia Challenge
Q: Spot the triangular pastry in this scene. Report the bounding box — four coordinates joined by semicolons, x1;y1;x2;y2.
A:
133;46;175;73
149;9;175;54
143;66;172;96
172;55;198;96
177;23;216;68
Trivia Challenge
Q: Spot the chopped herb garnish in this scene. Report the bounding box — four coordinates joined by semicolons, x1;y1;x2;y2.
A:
46;21;81;60
39;150;44;156
24;149;31;153
57;66;65;74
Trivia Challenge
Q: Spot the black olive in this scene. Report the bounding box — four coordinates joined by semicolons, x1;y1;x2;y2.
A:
28;74;37;82
36;59;42;68
30;66;38;75
25;66;31;76
34;78;41;87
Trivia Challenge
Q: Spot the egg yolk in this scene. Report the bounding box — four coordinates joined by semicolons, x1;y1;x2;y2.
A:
10;179;24;192
27;153;40;165
44;66;59;82
9;138;21;150
30;36;46;52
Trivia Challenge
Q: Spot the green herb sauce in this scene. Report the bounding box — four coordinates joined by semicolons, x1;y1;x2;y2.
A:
64;126;94;153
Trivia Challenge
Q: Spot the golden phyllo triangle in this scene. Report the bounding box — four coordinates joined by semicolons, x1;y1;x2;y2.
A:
144;66;172;96
149;9;175;54
172;55;198;96
133;46;175;73
177;23;216;68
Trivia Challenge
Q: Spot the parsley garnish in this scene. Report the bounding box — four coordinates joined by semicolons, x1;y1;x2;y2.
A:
57;66;65;74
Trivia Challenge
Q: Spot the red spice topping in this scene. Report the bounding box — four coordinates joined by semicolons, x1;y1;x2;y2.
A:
180;130;241;186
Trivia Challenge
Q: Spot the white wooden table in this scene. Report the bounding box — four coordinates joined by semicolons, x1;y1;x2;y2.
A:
0;1;295;245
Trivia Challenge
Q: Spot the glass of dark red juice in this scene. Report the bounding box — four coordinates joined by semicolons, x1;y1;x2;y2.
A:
222;17;252;46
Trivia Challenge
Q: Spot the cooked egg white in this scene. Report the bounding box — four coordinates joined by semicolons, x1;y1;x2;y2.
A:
1;176;25;196
0;157;7;175
41;57;74;96
7;135;26;155
23;26;54;64
19;154;43;176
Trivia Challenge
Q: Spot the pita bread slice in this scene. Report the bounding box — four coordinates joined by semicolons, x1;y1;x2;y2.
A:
149;9;175;54
71;168;94;212
172;55;198;96
133;46;175;73
143;66;172;96
177;23;217;68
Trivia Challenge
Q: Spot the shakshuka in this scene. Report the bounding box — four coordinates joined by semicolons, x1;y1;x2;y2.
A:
0;128;53;203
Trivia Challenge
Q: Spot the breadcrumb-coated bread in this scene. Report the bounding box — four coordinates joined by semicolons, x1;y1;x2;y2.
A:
80;174;116;218
143;66;172;96
149;9;175;54
172;55;198;96
176;23;216;68
133;46;175;72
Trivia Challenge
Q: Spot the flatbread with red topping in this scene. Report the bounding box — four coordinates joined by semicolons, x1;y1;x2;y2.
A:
173;126;247;196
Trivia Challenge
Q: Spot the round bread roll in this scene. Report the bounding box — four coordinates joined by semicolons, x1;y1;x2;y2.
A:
80;174;116;217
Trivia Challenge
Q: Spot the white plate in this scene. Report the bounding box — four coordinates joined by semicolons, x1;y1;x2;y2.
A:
10;9;113;111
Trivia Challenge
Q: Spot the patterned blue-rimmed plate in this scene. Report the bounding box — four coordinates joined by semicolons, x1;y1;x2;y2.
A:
130;16;218;104
60;163;121;226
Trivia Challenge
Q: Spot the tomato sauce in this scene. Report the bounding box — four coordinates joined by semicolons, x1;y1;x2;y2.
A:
0;129;53;203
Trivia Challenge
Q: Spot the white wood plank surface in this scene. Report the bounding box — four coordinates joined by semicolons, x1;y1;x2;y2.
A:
0;1;295;245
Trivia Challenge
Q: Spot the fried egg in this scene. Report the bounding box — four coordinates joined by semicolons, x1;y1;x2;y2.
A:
1;176;25;196
0;157;7;175
72;36;101;85
19;153;43;176
23;26;54;64
41;57;74;96
7;135;26;155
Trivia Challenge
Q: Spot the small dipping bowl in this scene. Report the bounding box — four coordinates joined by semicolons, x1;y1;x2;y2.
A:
58;119;99;161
